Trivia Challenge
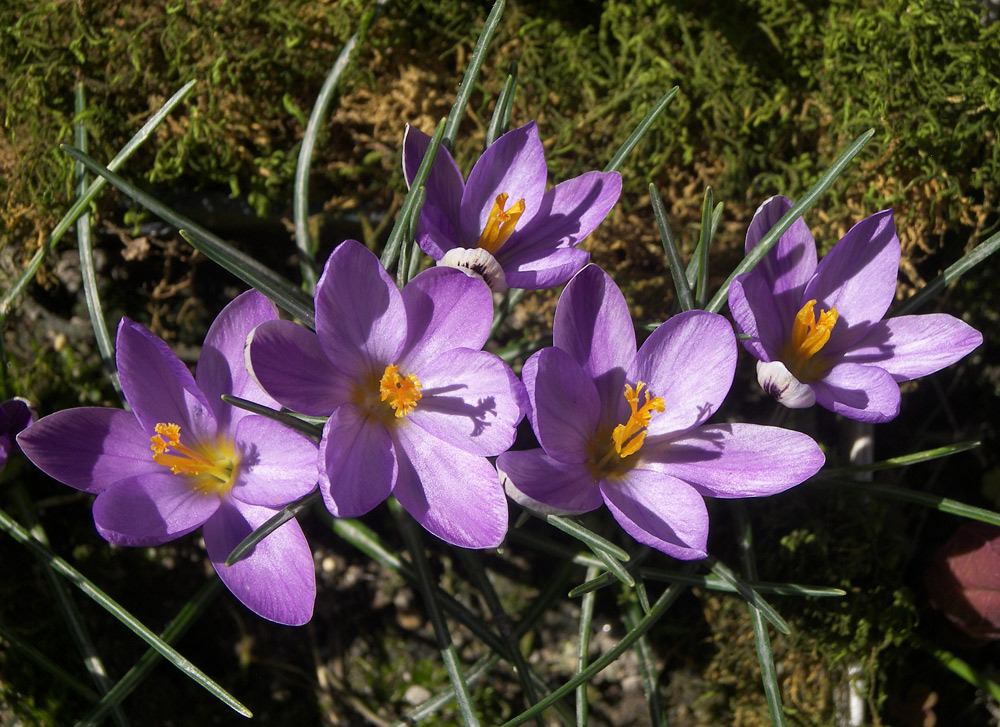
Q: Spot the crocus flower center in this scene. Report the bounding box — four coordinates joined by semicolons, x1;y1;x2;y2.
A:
150;422;238;496
611;381;665;459
476;193;526;255
781;299;839;381
379;364;423;418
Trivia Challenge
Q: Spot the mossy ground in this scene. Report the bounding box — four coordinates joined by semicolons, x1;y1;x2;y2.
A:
1;1;999;725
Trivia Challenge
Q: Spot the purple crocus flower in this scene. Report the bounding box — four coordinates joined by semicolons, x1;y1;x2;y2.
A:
0;398;33;473
18;291;319;625
402;121;622;292
728;196;983;422
246;239;526;549
497;265;825;560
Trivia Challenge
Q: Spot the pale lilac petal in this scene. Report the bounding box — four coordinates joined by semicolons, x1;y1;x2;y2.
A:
755;360;816;408
399;266;492;371
728;273;780;362
520;348;600;463
408;348;525;456
811;362;901;422
599;469;708;560
503;248;591;291
197;290;279;429
392;423;507;548
460;121;548;243
804;210;900;353
652;423;824;498
318;404;396;517
500;170;622;260
554;265;635;417
496;448;602;515
116;318;216;442
438;248;508;292
415;204;461;260
841;314;983;382
631;311;736;439
93;472;220;546
314;240;406;375
403;124;465;226
246;319;350;416
743;195;817;324
230;415;318;508
204;498;315;626
17;408;157;493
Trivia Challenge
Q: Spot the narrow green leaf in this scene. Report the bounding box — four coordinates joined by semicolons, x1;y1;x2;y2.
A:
398;186;427;287
576;565;599;727
225;491;320;566
545;514;630;561
650;183;695;312
567;571;616;598
695;187;714;307
818;441;980;478
924;642;1000;703
623;597;665;727
0;507;250;717
294;0;390;292
1;80;197;317
891;227;1000;317
707;557;791;635
821;478;1000;527
604;87;679;173
705;129;875;314
485;62;518;149
591;545;634;587
220;394;323;441
639;568;846;597
442;0;505;150
60;145;315;326
382;120;445;272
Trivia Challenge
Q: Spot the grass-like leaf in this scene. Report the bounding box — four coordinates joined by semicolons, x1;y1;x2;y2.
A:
650;182;695;312
225;491;320;566
575;565;599;727
704;128;875;314
604;87;679;173
695;187;714;307
639;568;846;597
220;394;323;441
60;145;315;326
821;478;1000;527
1;80;197;317
485;61;518;149
294;0;390;292
0;507;250;717
818;440;980;478
623;596;666;727
545;514;630;561
707;556;791;635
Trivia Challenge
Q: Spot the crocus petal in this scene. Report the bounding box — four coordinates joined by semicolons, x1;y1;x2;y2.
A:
399;266;492;370
2;398;33;436
204;498;315;626
810;361;901;422
599;469;708;560
728;273;781;362
500;170;622;261
197;290;279;429
497;448;602;515
755;360;816;408
416;204;462;260
402;124;465;228
230;415;318;508
460;121;548;243
318;404;396;517
408;347;525;456
17;408;157;493
804;210;900;353
314;240;406;376
116;318;216;442
841;314;983;382
438;247;508;292
392;423;508;549
743;195;817;324
520;347;601;463
553;265;635;416
631;311;736;439
246;319;350;416
92;472;220;546
503;248;592;291
651;423;824;498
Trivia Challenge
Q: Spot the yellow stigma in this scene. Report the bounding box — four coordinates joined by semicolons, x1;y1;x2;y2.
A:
610;382;665;460
379;364;423;418
150;422;238;495
476;192;526;255
782;299;839;380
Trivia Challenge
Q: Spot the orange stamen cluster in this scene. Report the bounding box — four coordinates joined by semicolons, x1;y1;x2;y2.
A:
782;299;839;380
476;193;526;255
611;382;665;459
150;422;237;494
379;365;423;418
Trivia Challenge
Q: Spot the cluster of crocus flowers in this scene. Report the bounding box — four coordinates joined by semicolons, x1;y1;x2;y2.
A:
498;265;826;559
18;292;320;625
246;239;527;549
728;195;983;422
403;121;623;292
